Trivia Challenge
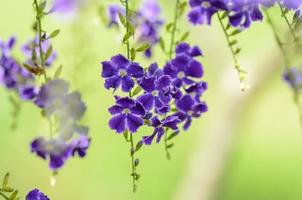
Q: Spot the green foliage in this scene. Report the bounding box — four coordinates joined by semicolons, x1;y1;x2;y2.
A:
0;173;21;200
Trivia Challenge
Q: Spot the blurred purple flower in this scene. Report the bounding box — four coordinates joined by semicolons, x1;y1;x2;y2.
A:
26;189;50;200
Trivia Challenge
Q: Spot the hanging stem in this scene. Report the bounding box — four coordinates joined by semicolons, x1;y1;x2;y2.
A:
33;0;54;139
264;9;290;67
169;0;180;60
265;9;302;126
123;0;138;192
33;0;48;82
0;191;9;200
277;1;302;53
164;129;171;160
216;12;247;91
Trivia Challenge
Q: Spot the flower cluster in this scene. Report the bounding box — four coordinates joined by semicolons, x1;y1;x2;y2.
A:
31;79;90;170
106;0;164;58
187;0;302;28
0;36;38;100
102;42;208;145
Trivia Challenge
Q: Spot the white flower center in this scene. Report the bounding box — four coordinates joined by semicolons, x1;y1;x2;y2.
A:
118;69;127;77
123;108;130;114
188;110;193;115
201;2;211;8
152;90;158;96
177;71;185;79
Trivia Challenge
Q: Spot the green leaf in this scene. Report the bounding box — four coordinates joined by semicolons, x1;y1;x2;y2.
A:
131;86;142;97
44;46;53;61
48;29;60;39
123;131;129;142
135;141;143;152
229;40;237;46
130;48;136;61
166;23;174;32
136;44;150;52
229;29;241;36
9;190;18;200
159;37;165;52
2;173;9;188
54;65;63;78
2;187;14;192
123;32;132;43
167;132;178;141
180;31;190;42
118;13;126;27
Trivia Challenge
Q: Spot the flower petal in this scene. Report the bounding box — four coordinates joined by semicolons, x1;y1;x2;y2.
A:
126;114;144;133
101;61;116;77
109;114;126;133
137;93;154;111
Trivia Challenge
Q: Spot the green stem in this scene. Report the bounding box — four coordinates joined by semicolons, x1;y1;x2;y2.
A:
217;12;239;67
130;134;137;192
164;130;171;160
217;12;246;90
124;0;138;192
169;0;180;60
125;0;130;59
33;0;54;139
264;9;290;67
33;0;48;82
0;191;9;200
277;1;302;53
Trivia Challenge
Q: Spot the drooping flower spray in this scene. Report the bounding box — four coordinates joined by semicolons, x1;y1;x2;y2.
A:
25;0;91;181
101;0;208;192
265;1;302;123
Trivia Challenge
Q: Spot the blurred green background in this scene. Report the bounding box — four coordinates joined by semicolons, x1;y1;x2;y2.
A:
0;0;301;199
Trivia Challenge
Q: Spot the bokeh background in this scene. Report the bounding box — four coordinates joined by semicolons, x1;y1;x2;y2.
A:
0;0;301;199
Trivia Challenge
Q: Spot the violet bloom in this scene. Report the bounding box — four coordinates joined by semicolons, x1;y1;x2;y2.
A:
142;115;180;145
136;0;164;57
26;189;50;200
50;0;84;16
22;37;57;67
175;95;208;130
109;97;146;133
283;67;302;92
188;0;227;25
138;63;172;113
0;37;37;99
185;81;208;102
101;54;144;92
107;4;125;27
281;0;302;10
227;0;263;28
31;135;90;170
164;43;204;87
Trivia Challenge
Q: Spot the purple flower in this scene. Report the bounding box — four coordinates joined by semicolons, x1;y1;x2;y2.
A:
175;95;208;130
22;36;57;67
108;97;146;133
188;0;227;25
0;37;36;99
106;4;125;27
101;54;144;92
142;115;180;145
164;43;204;87
138;63;172;113
227;0;263;28
281;0;302;10
283;67;302;92
31;135;90;170
185;81;208;102
26;189;50;200
50;0;85;16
